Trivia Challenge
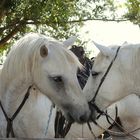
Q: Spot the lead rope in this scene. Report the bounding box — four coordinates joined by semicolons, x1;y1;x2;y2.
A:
45;103;54;136
88;108;139;140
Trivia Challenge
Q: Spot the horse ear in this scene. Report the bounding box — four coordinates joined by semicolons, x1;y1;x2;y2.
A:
40;45;48;57
63;36;77;48
93;41;113;56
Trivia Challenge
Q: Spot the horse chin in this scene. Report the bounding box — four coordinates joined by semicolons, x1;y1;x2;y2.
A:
65;113;75;124
88;113;96;123
65;112;90;124
88;102;97;122
61;103;91;124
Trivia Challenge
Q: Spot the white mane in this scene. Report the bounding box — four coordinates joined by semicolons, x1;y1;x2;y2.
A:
0;33;82;94
0;33;91;137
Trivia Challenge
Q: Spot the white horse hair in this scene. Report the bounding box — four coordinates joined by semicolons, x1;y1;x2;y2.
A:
0;66;100;139
83;42;140;139
0;33;91;138
0;64;94;138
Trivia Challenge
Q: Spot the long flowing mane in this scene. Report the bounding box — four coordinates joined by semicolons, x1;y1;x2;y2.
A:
0;33;82;92
0;33;91;138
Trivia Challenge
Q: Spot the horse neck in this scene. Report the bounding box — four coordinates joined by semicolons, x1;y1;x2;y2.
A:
131;69;140;94
0;72;32;116
124;51;140;95
121;46;140;95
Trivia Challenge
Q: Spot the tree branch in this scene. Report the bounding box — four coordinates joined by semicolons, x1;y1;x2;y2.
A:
0;19;24;32
25;17;129;25
0;0;6;8
0;17;129;32
0;24;22;48
68;18;129;23
0;17;130;48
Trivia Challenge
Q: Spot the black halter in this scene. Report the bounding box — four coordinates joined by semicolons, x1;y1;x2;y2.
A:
87;46;122;138
0;86;32;138
88;46;121;117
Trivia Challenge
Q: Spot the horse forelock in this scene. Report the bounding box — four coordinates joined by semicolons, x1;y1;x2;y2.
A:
48;40;83;69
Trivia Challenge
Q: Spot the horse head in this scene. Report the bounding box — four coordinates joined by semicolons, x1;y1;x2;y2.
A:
83;42;140;118
1;33;90;124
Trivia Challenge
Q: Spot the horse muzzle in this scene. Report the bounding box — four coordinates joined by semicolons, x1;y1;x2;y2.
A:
66;110;90;124
62;103;91;124
88;101;98;121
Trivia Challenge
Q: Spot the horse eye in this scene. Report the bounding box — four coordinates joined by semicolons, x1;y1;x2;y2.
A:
52;76;62;82
91;71;99;77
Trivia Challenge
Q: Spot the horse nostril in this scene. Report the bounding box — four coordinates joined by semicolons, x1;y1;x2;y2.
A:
79;114;88;123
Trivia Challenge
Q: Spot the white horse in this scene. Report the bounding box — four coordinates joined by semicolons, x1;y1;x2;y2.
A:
0;65;93;138
83;42;140;139
0;33;90;138
0;57;97;139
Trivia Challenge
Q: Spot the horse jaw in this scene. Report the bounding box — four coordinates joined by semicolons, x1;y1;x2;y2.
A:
63;36;77;48
93;41;113;57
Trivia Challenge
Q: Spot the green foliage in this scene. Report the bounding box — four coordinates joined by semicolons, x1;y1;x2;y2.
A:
0;0;118;61
125;0;140;26
1;0;139;61
0;0;116;46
